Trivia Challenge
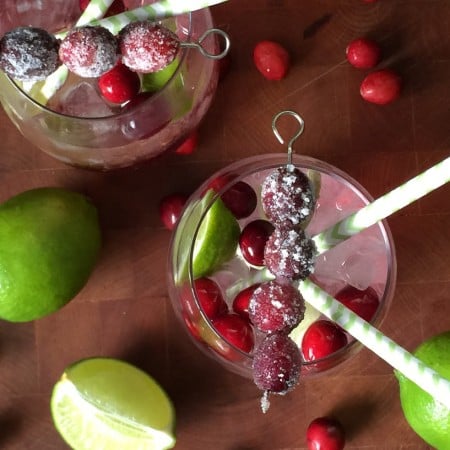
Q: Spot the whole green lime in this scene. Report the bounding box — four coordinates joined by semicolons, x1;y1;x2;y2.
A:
396;331;450;449
0;187;101;322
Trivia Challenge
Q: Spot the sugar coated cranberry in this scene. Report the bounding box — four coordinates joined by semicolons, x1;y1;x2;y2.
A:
98;62;140;104
262;166;315;227
175;130;199;155
119;21;180;73
0;27;60;81
221;181;258;219
59;26;119;78
212;313;254;353
264;227;316;281
301;320;348;362
252;333;301;395
335;285;380;323
253;40;290;81
360;69;402;105
193;277;228;320
232;284;260;320
346;37;381;69
159;193;188;230
249;280;305;334
239;220;275;267
306;416;346;450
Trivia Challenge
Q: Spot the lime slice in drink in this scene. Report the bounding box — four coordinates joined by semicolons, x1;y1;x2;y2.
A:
141;59;180;93
289;302;322;347
51;358;176;450
174;189;240;284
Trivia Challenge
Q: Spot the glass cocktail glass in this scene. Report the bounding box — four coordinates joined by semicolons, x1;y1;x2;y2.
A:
167;153;397;379
0;0;219;170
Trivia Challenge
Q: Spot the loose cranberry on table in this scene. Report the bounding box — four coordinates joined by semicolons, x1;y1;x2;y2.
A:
306;416;346;450
98;62;140;104
253;40;290;80
360;69;402;105
239;219;274;267
212;313;254;353
335;285;380;323
301;320;348;361
192;277;228;320
346;38;381;69
232;284;260;320
158;193;188;230
174;130;199;155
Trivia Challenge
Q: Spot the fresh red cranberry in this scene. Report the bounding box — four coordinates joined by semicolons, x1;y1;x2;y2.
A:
360;69;402;105
252;333;301;394
212;313;254;353
59;26;119;78
79;0;126;15
98;62;140;104
239;220;275;267
175;130;199;155
253;40;290;80
221;181;257;219
232;284;260;320
249;280;305;334
261;166;315;227
158;193;188;231
301;320;348;362
193;277;228;320
119;22;180;73
306;417;346;450
335;285;380;323
346;38;381;69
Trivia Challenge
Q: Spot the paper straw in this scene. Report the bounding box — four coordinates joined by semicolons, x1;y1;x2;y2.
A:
89;0;229;35
313;156;450;253
299;278;450;409
22;0;115;102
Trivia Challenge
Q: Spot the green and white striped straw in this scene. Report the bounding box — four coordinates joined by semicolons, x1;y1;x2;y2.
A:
313;156;450;253
22;0;115;102
89;0;229;35
299;278;450;409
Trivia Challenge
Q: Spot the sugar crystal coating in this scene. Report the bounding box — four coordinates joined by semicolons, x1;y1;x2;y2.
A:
119;21;180;73
252;332;301;395
264;226;316;281
249;280;305;334
261;165;315;227
59;26;119;78
0;27;60;82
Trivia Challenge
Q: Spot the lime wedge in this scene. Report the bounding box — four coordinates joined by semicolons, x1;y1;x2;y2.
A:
174;189;240;284
141;59;180;93
289;302;322;347
51;358;175;450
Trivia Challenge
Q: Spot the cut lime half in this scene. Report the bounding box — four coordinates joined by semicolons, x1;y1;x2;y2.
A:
51;358;175;450
174;189;240;284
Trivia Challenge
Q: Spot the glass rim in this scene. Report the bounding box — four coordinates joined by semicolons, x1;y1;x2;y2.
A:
181;153;397;369
3;12;193;121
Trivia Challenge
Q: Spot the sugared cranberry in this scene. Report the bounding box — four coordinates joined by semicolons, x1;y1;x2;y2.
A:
261;166;315;227
306;416;346;450
221;181;258;219
264;227;316;281
175;130;199;155
239;220;275;267
301;320;348;362
98;62;140;104
253;40;290;81
249;280;305;334
252;333;301;394
360;69;402;105
119;21;180;73
193;277;228;320
0;27;60;81
212;313;254;353
346;37;381;69
232;284;260;320
159;193;188;231
335;285;380;323
59;26;119;78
